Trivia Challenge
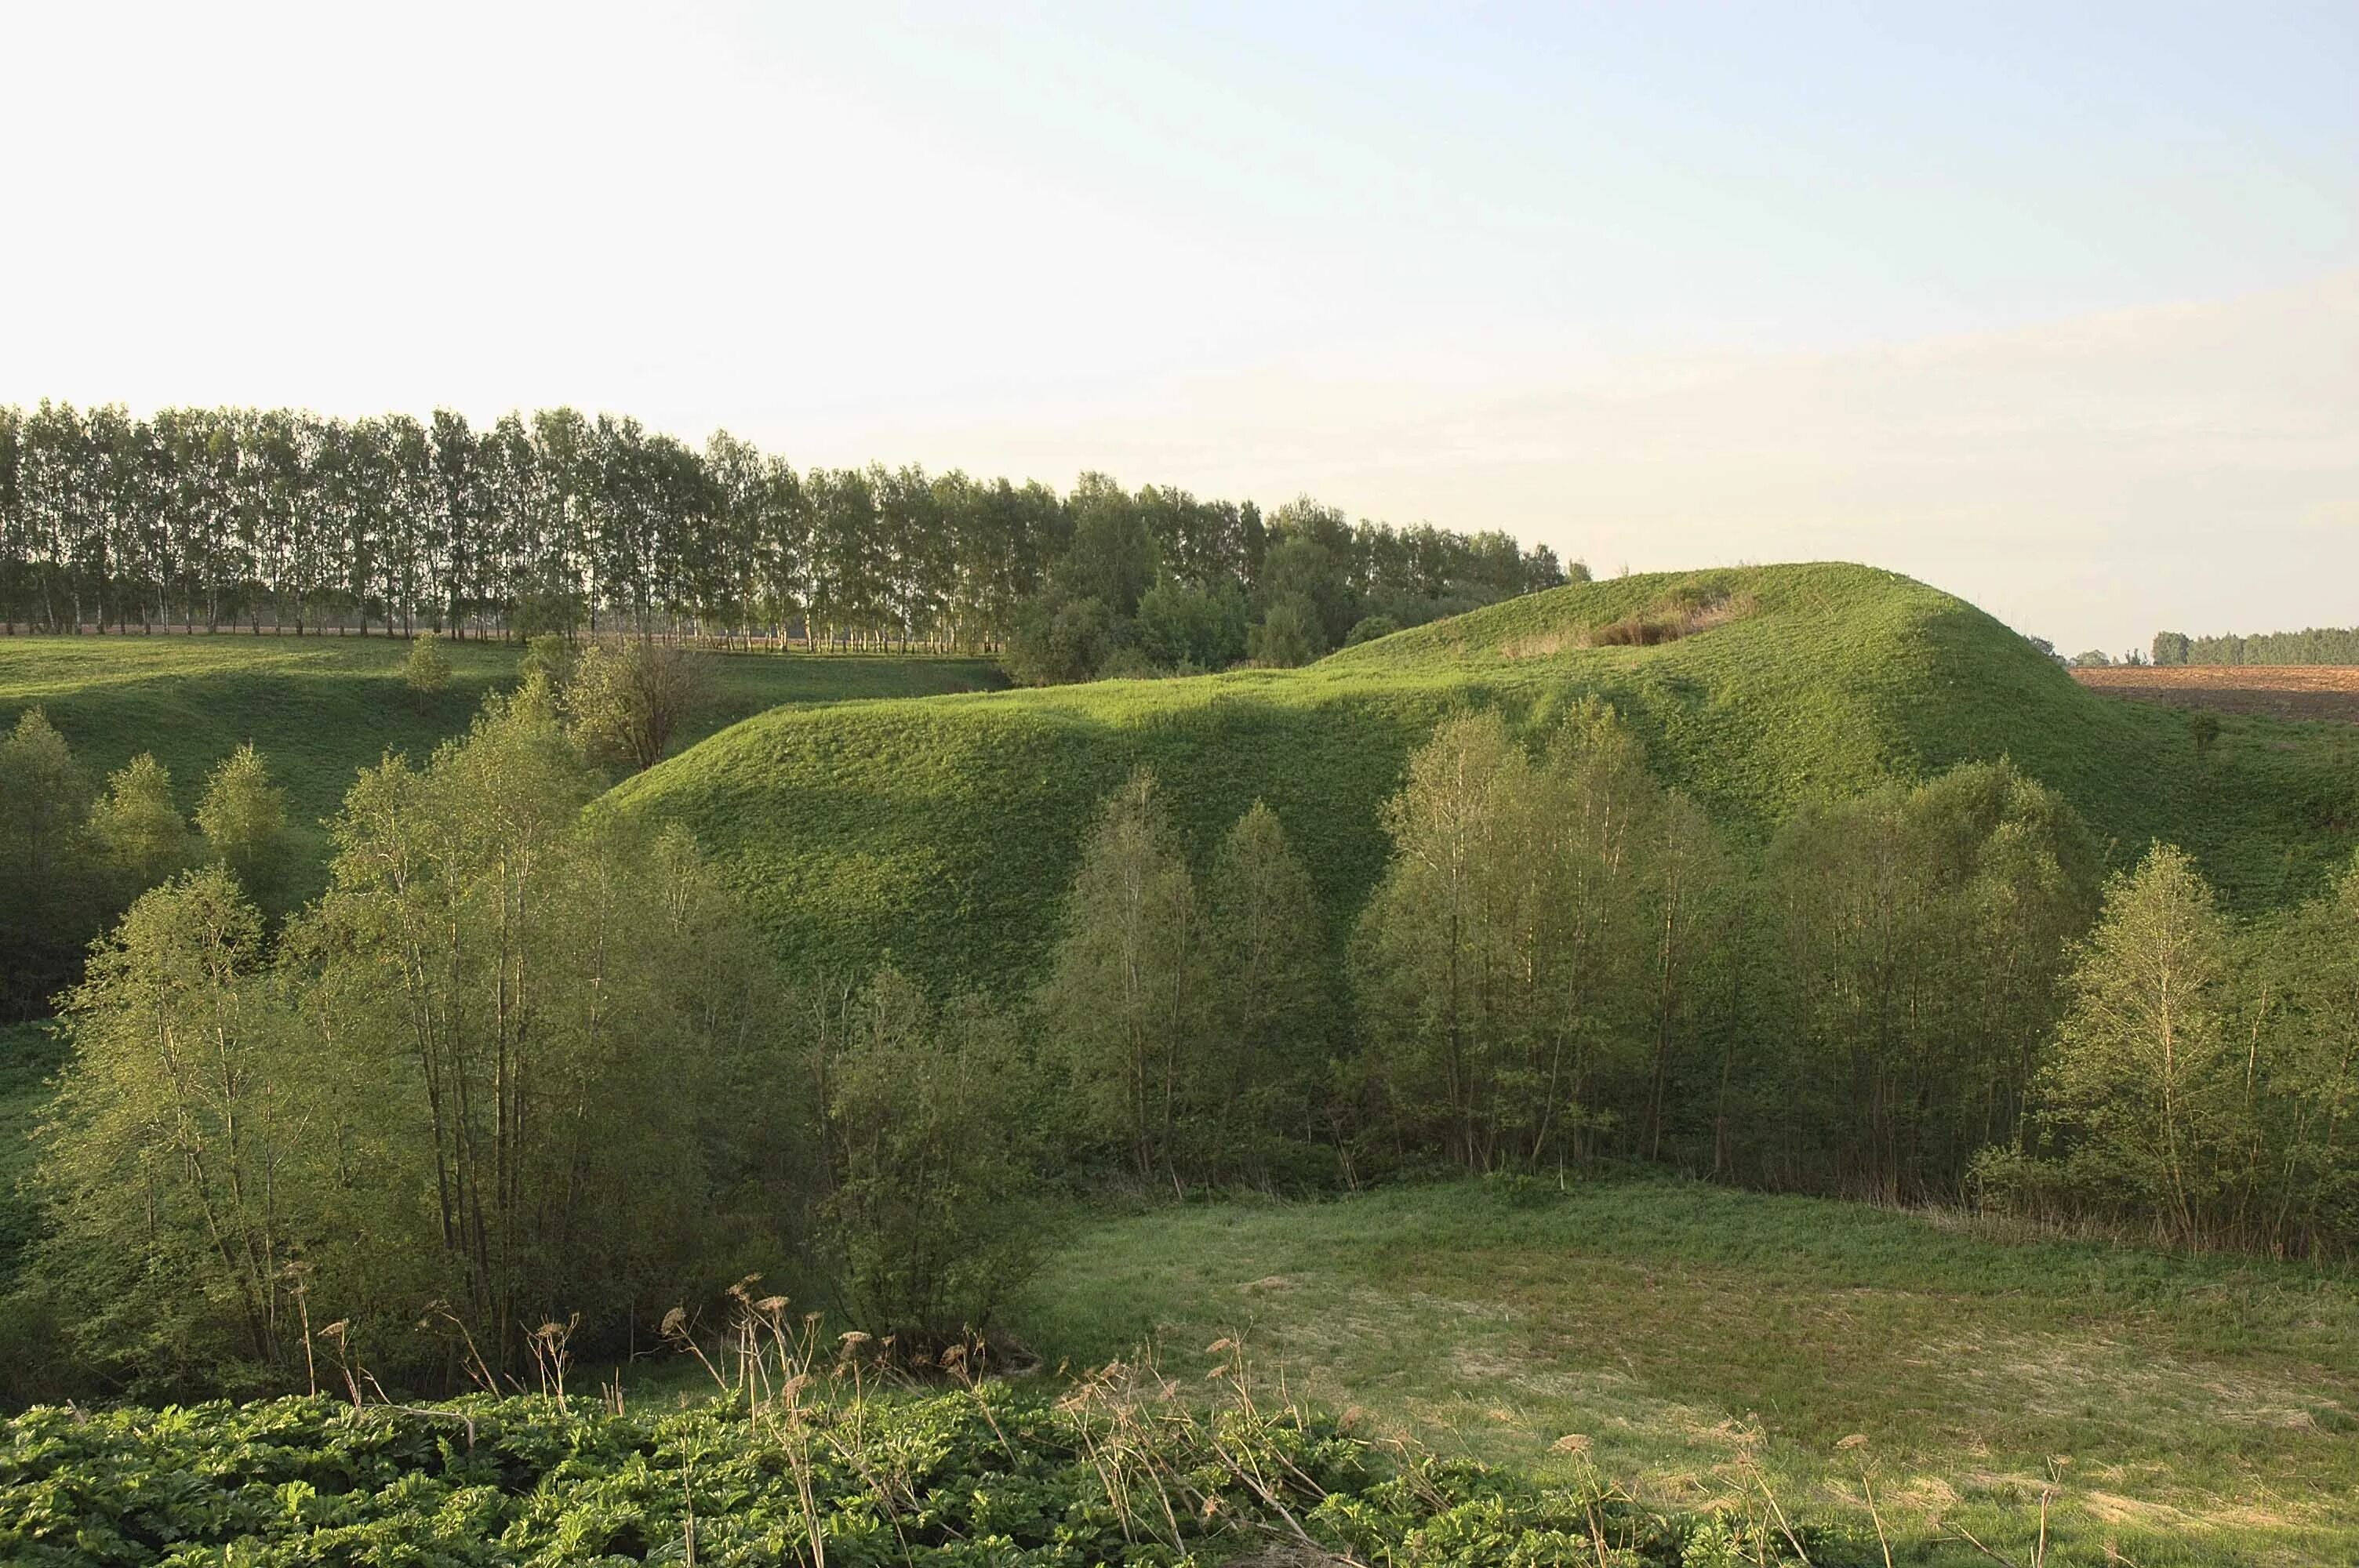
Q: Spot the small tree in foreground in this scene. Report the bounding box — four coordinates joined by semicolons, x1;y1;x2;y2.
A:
1201;800;1330;1177
1998;845;2239;1242
403;630;452;708
820;969;1040;1356
1041;768;1200;1183
0;709;96;1014
86;753;191;893
196;744;293;912
39;866;304;1392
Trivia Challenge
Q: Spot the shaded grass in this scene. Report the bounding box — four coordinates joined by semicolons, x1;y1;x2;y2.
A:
0;634;1004;897
613;564;2359;995
1009;1178;2359;1566
0;1022;65;1288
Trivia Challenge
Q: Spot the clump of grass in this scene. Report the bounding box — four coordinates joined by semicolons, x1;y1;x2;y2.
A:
1584;583;1758;648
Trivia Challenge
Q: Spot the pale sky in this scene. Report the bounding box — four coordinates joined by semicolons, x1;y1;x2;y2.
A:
3;2;2353;655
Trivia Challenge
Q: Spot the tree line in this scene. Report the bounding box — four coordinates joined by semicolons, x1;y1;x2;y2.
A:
0;402;1567;673
2152;626;2359;666
16;687;2355;1404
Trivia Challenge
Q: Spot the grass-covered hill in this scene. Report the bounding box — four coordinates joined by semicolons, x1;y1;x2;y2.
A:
610;562;2359;993
0;635;1004;876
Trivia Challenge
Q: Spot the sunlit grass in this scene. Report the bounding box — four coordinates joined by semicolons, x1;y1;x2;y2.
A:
0;633;1005;894
612;563;2359;994
1010;1176;2359;1566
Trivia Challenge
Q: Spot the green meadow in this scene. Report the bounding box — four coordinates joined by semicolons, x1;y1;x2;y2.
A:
1012;1178;2359;1566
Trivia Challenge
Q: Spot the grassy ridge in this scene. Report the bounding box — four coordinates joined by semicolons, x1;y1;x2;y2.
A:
611;563;2359;993
0;635;1005;881
1011;1178;2359;1566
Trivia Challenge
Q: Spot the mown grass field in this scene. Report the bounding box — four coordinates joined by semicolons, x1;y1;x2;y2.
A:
0;633;1004;891
610;564;2359;993
1009;1178;2359;1567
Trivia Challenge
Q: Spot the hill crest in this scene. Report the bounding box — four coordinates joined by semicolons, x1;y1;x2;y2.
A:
609;562;2354;989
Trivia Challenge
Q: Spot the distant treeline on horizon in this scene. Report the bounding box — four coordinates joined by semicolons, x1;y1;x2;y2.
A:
2152;626;2359;667
0;401;1566;653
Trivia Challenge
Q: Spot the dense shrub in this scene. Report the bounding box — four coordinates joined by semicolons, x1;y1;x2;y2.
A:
0;1385;1856;1566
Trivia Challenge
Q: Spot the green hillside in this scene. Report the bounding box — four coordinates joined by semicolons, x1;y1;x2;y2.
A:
0;636;1005;880
610;562;2359;992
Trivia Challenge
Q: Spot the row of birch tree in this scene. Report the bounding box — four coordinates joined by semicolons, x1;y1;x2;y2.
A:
0;402;1564;659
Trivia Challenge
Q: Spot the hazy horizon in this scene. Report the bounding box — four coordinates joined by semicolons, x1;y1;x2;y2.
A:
4;2;2352;655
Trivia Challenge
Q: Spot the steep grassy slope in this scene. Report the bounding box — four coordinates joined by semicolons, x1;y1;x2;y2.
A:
1012;1178;2359;1566
0;636;1004;878
611;563;2357;992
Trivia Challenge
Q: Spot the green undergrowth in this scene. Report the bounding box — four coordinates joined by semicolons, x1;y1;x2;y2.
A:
0;1022;65;1288
610;563;2358;993
1009;1175;2359;1567
0;636;1003;895
0;1380;1868;1566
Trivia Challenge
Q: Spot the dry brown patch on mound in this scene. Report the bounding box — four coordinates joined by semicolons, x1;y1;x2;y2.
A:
1500;589;1757;659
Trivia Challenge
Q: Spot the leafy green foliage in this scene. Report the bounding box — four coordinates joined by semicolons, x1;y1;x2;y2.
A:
1247;592;1324;666
560;636;707;771
1001;592;1115;686
1353;706;1666;1174
0;635;1003;871
0;637;1005;1000
1199;802;1333;1179
0;401;1558;662
401;629;452;705
1742;760;2099;1196
194;744;295;915
1038;776;1332;1187
38;866;287;1392
84;753;191;894
0;710;96;1015
0;1382;1846;1566
29;685;800;1393
1979;844;2359;1252
1041;770;1200;1180
0;1022;66;1287
1132;579;1249;671
817;972;1042;1354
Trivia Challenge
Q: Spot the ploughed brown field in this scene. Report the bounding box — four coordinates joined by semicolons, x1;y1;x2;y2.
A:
2074;664;2359;722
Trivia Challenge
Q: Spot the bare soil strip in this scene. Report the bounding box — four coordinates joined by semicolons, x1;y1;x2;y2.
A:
2074;666;2359;724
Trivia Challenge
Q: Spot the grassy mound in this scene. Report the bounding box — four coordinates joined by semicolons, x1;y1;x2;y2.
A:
1012;1176;2359;1565
610;563;2357;991
0;637;1004;879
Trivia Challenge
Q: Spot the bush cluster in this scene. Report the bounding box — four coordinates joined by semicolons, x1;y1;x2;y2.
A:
0;1382;1860;1567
